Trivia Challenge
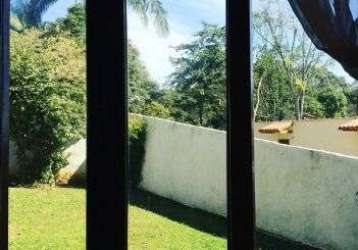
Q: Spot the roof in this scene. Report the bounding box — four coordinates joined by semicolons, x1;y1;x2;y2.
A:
338;119;358;132
258;120;294;134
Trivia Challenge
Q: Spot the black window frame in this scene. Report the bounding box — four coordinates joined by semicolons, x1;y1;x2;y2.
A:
0;0;255;249
0;0;9;249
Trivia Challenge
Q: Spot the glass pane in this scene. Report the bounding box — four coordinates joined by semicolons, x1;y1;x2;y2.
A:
9;1;86;249
127;0;227;249
253;0;358;249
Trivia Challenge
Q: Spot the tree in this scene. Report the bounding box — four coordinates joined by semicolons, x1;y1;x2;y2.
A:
128;43;171;118
129;0;169;36
316;86;348;118
169;23;226;129
253;1;326;120
41;3;170;119
10;30;86;183
11;0;169;35
308;65;349;118
42;2;85;41
345;85;358;116
253;48;295;121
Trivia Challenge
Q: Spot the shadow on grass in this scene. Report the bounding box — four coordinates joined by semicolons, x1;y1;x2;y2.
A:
129;188;227;238
129;189;322;250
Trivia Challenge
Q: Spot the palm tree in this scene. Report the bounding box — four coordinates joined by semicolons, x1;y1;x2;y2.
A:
128;0;169;36
11;0;169;35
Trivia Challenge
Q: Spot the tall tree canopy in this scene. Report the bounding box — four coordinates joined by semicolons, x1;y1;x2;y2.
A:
254;2;326;120
169;23;226;129
11;0;169;35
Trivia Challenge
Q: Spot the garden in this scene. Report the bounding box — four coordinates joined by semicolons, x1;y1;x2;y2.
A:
7;0;356;249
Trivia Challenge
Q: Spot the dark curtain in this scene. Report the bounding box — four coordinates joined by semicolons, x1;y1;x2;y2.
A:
288;0;358;79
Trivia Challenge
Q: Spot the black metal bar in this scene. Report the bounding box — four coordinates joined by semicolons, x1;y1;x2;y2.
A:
86;0;128;249
0;0;9;249
226;0;255;249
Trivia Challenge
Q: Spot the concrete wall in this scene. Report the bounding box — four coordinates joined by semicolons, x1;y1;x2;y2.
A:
9;139;86;183
140;116;227;217
56;139;86;184
255;139;358;250
140;117;358;249
255;118;358;157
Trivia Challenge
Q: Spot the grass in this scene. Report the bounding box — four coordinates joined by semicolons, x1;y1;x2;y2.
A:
9;187;226;250
129;190;227;250
9;187;314;250
9;187;85;250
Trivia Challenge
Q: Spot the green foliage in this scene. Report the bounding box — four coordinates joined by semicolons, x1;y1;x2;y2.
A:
169;23;226;129
253;49;295;121
42;3;85;42
142;101;171;119
303;89;324;118
317;86;348;118
345;85;358;116
128;115;147;188
128;43;172;118
308;67;349;118
11;0;169;36
253;3;326;120
10;30;86;183
42;3;168;118
253;47;351;121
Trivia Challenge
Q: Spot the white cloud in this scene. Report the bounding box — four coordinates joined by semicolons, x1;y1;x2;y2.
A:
127;0;226;86
128;9;192;86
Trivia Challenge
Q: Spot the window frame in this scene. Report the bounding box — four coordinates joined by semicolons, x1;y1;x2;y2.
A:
227;0;255;249
86;0;128;249
0;0;9;249
0;0;255;249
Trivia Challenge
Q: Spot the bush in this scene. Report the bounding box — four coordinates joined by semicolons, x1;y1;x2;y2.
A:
129;115;147;188
10;30;86;184
142;101;171;119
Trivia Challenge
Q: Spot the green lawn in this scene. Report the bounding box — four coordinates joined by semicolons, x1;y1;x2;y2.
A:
9;187;308;250
9;187;226;250
9;187;85;250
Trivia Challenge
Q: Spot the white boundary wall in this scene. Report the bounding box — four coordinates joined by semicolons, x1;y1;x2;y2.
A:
140;116;358;249
255;139;358;250
140;116;227;216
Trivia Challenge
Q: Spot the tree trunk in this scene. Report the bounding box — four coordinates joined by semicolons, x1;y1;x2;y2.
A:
295;96;301;120
299;92;305;119
198;104;204;126
254;72;266;122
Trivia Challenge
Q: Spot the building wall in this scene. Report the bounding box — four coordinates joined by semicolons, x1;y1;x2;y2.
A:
255;118;358;157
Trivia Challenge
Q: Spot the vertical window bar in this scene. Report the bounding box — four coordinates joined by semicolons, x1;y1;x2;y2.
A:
86;0;128;249
0;0;9;249
227;0;256;249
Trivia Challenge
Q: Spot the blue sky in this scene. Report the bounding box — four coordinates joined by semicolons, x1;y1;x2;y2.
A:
43;0;355;85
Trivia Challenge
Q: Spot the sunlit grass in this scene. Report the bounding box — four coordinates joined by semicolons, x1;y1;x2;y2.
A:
9;187;226;250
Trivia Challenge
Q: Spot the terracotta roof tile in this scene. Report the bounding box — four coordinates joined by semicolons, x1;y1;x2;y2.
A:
258;120;294;134
338;119;358;132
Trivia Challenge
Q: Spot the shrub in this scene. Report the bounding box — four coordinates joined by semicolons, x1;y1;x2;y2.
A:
129;115;147;188
10;30;86;184
142;101;171;119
